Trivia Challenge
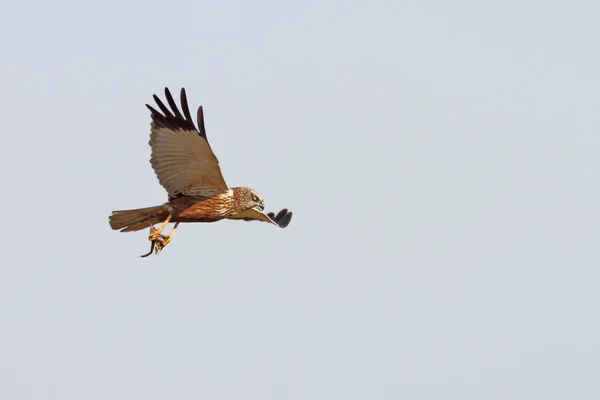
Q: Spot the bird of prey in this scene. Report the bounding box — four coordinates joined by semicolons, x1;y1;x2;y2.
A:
109;88;292;257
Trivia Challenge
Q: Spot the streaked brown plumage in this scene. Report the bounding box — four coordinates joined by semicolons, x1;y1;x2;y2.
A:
109;88;292;255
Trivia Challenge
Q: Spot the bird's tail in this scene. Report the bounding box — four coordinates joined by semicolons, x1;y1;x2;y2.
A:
109;205;168;233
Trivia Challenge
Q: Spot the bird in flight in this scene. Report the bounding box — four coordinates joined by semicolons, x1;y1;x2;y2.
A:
109;88;292;257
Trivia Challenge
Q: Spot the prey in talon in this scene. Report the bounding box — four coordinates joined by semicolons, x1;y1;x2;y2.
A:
140;225;170;258
109;87;293;257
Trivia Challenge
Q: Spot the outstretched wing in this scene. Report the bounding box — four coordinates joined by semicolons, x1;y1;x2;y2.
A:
227;207;293;228
147;88;229;199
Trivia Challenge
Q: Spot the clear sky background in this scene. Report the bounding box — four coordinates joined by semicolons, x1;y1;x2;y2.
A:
1;0;599;399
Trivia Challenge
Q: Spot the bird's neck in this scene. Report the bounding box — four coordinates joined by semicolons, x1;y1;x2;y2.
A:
230;187;251;211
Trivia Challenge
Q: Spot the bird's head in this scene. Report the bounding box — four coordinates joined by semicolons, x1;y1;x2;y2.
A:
232;187;265;211
246;189;265;211
231;187;266;212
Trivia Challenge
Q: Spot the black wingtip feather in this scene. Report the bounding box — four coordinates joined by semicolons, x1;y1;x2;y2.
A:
267;208;293;228
153;94;174;118
165;88;184;120
147;88;202;135
179;88;193;124
278;212;292;228
197;106;207;140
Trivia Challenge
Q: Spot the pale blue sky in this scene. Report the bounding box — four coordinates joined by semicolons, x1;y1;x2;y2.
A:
1;0;599;399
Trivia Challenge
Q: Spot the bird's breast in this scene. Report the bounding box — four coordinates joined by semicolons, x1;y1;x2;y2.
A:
173;192;235;222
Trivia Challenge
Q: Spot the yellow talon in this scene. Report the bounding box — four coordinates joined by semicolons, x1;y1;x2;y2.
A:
148;215;172;242
147;220;180;256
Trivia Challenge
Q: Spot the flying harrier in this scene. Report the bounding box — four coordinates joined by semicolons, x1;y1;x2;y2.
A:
109;88;292;257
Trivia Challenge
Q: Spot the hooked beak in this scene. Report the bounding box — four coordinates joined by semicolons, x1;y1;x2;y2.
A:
254;203;265;212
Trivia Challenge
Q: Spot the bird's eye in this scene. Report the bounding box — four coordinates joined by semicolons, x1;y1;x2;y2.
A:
252;195;259;202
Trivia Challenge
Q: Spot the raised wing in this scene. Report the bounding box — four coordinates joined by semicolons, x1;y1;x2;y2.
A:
227;207;293;228
147;88;229;199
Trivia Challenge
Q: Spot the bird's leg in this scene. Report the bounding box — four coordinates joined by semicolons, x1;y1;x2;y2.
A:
148;214;172;242
161;221;180;248
154;222;180;255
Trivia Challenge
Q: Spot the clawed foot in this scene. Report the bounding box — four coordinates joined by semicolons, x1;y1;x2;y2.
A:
141;225;169;257
140;220;179;258
153;234;171;255
148;226;164;242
